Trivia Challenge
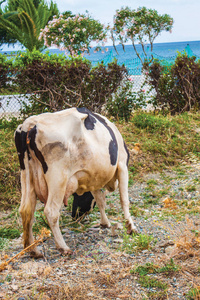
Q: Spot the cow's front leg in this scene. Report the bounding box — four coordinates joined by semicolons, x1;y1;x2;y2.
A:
118;163;138;234
19;172;43;258
92;189;111;228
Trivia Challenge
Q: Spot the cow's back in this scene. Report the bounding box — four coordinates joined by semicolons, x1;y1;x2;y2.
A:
19;108;128;195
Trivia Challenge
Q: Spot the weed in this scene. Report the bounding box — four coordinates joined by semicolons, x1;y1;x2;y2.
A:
0;226;21;239
0;237;9;250
33;210;50;234
146;179;158;186
186;287;200;300
131;259;179;276
138;275;168;290
0;117;22;130
147;290;168;299
122;229;155;253
186;185;196;192
142;191;159;205
130;204;144;217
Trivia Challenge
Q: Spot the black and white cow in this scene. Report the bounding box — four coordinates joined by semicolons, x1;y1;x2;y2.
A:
72;192;95;219
15;107;137;257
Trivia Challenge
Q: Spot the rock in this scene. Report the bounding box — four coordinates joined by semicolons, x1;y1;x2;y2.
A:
165;245;176;255
113;238;123;244
11;284;18;291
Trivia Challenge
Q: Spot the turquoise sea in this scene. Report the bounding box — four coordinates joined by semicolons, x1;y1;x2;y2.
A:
47;40;200;74
1;40;200;74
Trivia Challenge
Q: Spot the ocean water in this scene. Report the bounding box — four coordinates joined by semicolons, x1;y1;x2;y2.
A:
1;40;200;74
47;40;200;74
47;40;200;61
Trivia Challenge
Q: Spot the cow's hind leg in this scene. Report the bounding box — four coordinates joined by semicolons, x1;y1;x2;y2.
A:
44;177;73;255
19;172;42;258
118;163;138;234
92;190;111;228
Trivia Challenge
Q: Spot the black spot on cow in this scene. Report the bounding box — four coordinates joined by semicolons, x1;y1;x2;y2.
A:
77;107;118;165
77;107;96;130
15;130;28;170
72;192;95;219
28;125;48;174
93;113;118;166
123;141;130;166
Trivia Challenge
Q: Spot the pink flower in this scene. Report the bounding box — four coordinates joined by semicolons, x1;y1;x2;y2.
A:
128;77;134;82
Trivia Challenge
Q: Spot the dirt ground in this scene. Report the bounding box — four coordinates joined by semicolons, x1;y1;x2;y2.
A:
1;164;200;299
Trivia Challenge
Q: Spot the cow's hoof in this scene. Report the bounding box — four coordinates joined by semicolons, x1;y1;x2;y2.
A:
59;248;73;256
30;250;44;259
100;223;111;229
125;221;139;235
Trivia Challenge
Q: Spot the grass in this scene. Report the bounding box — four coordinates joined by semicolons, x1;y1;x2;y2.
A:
121;229;155;254
131;259;180;276
0;226;21;239
117;111;200;178
1;111;200;208
186;287;200;300
0;118;22;208
137;275;168;290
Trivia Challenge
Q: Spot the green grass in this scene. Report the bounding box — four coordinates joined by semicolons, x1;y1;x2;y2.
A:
137;275;168;290
0;120;22;208
121;230;155;253
118;111;200;178
186;287;200;300
0;226;21;239
131;259;180;276
1;111;200;209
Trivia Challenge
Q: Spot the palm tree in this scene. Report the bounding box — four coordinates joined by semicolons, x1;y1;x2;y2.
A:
0;0;59;51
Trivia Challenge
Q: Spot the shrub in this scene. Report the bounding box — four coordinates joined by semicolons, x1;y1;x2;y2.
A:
12;49;127;115
147;53;200;114
0;53;13;92
107;79;147;121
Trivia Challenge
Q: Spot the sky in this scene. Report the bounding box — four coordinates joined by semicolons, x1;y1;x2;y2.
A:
55;0;200;44
2;0;200;51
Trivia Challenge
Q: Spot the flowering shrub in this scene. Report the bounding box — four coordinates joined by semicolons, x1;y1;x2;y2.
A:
40;12;108;55
111;6;173;67
147;53;200;114
12;50;127;115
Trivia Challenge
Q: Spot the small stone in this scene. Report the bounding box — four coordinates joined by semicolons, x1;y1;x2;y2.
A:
142;250;148;254
11;284;18;291
113;238;123;244
165;245;176;255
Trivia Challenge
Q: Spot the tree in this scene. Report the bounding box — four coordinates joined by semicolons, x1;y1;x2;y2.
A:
111;6;173;67
0;0;59;51
0;0;18;46
39;11;108;56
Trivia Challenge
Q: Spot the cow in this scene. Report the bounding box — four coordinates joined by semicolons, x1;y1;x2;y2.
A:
72;192;96;219
15;107;137;257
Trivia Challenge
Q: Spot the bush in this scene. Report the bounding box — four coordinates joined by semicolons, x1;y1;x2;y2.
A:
12;49;127;115
0;53;13;92
107;79;147;121
147;53;200;114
